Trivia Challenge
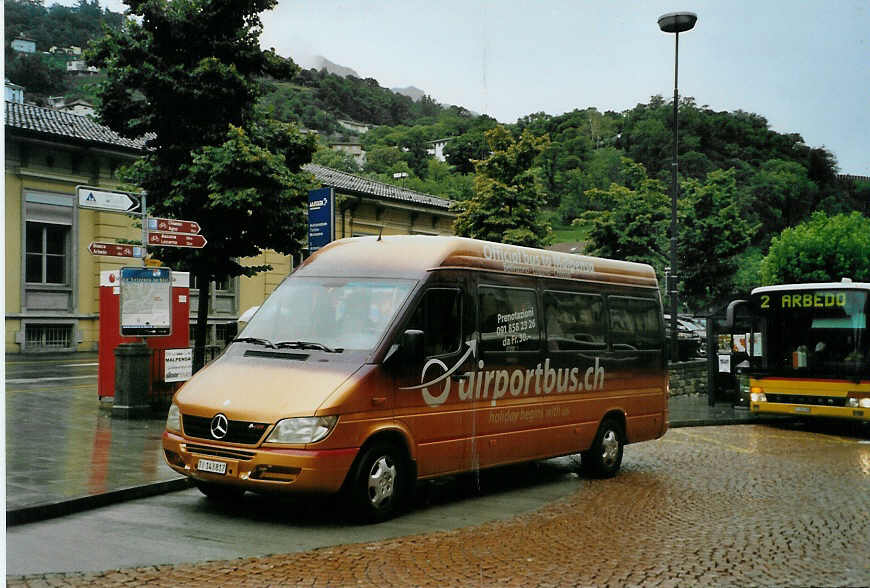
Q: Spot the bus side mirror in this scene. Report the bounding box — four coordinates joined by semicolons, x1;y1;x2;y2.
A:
725;300;747;329
401;329;424;363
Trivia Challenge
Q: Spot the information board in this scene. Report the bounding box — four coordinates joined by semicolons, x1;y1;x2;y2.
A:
120;267;172;336
308;187;334;252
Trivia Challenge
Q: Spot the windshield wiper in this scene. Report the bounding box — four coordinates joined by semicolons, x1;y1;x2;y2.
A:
274;340;343;353
232;337;276;348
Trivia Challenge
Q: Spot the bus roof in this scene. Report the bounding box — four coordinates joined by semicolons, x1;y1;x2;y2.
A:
752;278;870;295
296;235;658;287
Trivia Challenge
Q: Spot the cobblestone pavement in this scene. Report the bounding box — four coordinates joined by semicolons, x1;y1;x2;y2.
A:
9;424;870;587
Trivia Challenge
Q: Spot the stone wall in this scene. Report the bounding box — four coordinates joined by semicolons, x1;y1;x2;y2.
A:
668;359;707;396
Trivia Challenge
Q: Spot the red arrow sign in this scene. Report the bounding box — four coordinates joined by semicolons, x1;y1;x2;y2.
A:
147;232;207;248
147;217;201;235
88;242;143;258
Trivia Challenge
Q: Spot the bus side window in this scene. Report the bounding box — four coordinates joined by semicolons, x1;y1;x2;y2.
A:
407;289;461;357
479;285;540;353
544;291;606;351
608;296;662;350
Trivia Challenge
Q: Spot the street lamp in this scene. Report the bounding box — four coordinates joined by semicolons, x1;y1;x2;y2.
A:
658;11;697;362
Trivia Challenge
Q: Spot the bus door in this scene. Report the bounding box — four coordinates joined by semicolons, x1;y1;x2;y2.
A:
392;272;476;477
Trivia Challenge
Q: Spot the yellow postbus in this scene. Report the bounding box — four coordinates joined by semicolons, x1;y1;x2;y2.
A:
730;279;870;422
163;236;668;520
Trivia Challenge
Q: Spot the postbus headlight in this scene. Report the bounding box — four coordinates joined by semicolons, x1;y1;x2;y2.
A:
265;416;338;444
166;403;181;433
750;387;766;403
846;394;870;408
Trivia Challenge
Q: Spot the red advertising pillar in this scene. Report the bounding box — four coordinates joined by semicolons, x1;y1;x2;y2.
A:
98;270;190;402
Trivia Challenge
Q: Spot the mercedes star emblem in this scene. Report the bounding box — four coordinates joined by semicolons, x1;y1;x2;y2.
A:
210;413;229;439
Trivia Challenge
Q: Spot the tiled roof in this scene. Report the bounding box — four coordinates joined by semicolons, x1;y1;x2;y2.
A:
304;163;453;210
5;100;149;152
5;101;454;210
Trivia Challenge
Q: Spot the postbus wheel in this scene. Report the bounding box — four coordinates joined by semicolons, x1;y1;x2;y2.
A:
581;417;624;478
347;441;408;523
194;481;245;502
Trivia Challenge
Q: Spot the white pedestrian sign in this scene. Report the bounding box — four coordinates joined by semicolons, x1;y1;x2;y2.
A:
77;185;141;213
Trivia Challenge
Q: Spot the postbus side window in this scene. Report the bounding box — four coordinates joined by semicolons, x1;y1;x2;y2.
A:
479;285;540;353
608;296;662;350
544;291;606;351
407;289;461;357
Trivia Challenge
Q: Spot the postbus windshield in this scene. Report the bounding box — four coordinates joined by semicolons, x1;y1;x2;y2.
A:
752;288;869;378
239;277;416;352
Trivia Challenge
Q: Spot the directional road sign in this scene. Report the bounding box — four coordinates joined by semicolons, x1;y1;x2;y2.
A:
77;186;141;213
88;242;144;258
147;232;207;248
147;217;201;235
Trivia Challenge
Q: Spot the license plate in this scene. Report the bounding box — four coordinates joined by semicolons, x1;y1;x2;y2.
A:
197;459;227;475
794;406;811;414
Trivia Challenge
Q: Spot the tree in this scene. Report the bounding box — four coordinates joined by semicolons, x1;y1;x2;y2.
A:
581;176;669;273
5;53;66;97
311;145;360;173
443;132;489;174
364;145;411;176
746;159;817;241
88;0;316;370
453;126;552;247
678;169;757;309
760;212;870;285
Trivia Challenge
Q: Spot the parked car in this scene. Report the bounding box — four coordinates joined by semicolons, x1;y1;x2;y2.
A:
664;314;705;360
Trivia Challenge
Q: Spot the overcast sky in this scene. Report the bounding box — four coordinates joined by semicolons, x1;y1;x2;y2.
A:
59;1;869;175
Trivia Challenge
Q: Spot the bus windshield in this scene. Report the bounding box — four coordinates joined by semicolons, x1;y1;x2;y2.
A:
239;277;416;352
753;288;868;378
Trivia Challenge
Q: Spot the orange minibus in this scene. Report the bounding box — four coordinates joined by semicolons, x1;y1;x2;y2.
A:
163;236;668;521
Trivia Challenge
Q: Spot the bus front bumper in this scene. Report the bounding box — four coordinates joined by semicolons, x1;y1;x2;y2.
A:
162;431;359;493
751;402;868;421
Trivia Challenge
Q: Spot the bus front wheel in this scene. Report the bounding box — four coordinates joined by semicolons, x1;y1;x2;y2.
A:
581;418;624;478
347;442;409;523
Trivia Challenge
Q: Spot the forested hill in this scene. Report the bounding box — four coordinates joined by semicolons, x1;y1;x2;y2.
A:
7;0;867;311
4;0;123;52
3;0;454;130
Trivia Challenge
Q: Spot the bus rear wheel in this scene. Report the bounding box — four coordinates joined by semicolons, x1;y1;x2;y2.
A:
581;418;624;478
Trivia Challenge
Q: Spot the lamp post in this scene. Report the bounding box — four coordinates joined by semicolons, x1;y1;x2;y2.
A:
658;11;697;362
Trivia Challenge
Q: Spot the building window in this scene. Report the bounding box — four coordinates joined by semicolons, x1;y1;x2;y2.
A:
25;221;69;284
25;323;73;350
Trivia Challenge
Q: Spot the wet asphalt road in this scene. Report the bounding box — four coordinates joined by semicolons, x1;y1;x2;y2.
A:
5;354;175;511
8;423;870;586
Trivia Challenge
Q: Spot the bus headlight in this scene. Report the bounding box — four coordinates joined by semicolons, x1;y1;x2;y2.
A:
750;387;766;403
166;403;181;433
265;416;338;444
846;393;870;408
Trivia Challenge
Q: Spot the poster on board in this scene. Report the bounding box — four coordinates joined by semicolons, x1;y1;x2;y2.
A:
120;267;172;336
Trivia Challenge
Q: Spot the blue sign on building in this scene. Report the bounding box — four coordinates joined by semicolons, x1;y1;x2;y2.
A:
308;188;334;252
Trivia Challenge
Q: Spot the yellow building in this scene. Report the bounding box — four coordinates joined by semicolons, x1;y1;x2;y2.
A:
5;101;456;354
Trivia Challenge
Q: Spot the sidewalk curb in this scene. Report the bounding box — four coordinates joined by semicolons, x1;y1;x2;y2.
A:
669;415;798;428
7;478;193;527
